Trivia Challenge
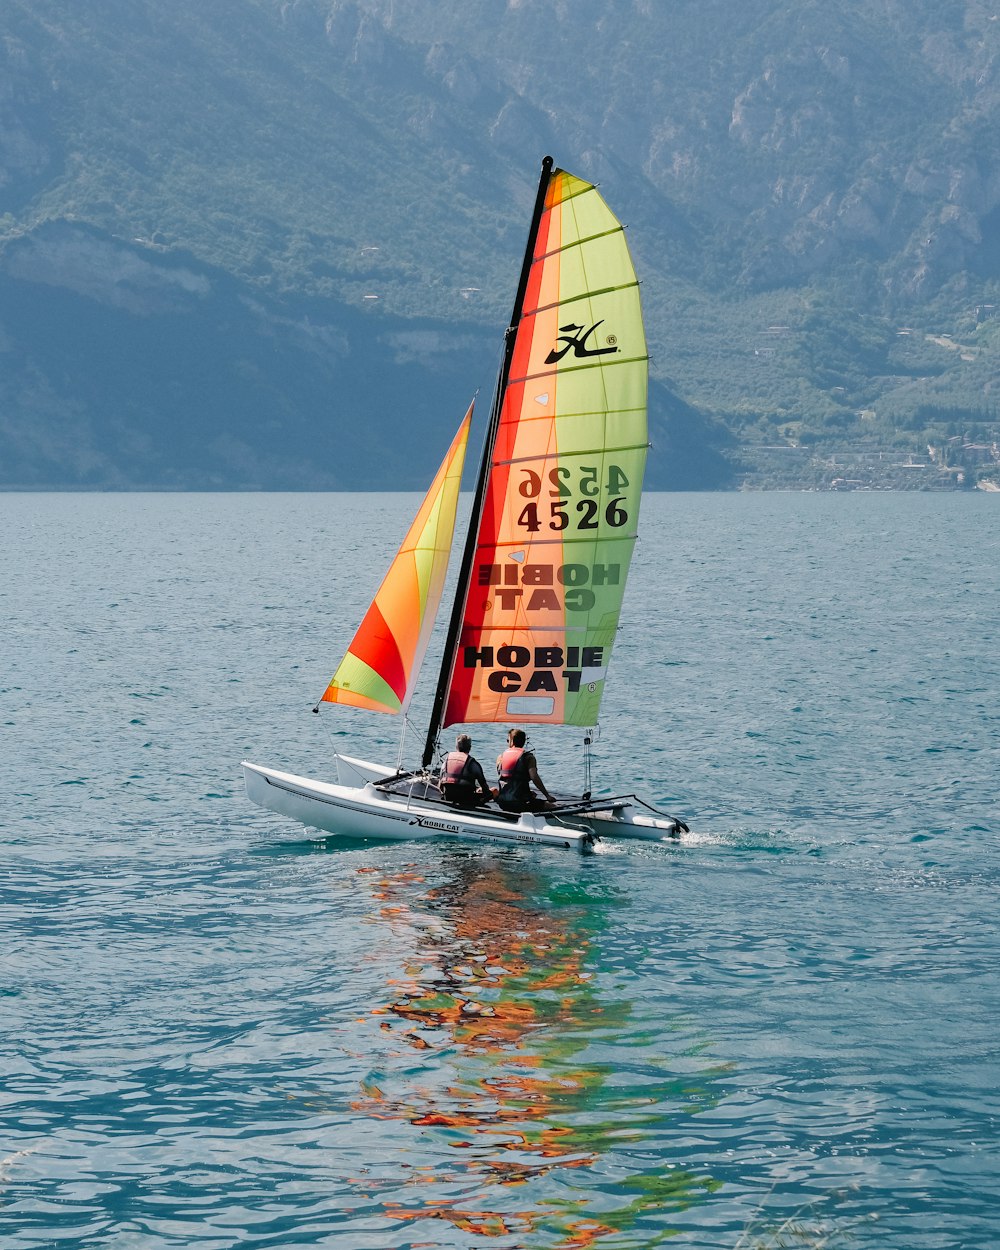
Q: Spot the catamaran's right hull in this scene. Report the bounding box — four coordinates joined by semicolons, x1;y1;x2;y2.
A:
579;807;684;841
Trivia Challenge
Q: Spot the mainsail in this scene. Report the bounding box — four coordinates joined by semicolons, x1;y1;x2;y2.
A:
321;405;472;715
440;164;647;731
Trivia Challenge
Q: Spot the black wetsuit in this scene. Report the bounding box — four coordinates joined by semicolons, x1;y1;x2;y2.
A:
441;751;490;808
496;747;542;812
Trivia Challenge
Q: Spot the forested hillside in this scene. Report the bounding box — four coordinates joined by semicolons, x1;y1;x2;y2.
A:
2;0;999;489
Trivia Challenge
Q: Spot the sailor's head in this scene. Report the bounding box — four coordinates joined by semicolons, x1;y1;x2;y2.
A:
456;734;472;752
508;728;527;747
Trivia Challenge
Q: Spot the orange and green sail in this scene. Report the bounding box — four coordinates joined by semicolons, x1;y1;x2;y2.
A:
439;163;647;730
321;405;472;715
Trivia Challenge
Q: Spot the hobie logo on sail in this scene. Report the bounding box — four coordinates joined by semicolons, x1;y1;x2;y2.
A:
544;321;619;364
478;561;620;612
461;644;606;694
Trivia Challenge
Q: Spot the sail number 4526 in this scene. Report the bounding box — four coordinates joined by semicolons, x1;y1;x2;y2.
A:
516;464;630;531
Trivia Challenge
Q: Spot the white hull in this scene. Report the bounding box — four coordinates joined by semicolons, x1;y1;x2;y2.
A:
577;805;688;842
242;761;598;851
242;758;685;851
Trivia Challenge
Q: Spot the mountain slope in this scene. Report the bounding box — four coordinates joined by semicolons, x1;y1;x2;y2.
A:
2;0;998;489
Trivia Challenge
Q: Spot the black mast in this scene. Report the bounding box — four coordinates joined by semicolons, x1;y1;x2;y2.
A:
421;155;555;768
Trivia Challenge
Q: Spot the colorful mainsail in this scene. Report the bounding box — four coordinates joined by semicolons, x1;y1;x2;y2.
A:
442;167;647;728
321;405;472;715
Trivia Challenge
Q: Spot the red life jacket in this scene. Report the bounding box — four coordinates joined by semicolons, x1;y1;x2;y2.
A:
497;746;533;809
497;746;524;779
442;750;485;808
443;751;472;784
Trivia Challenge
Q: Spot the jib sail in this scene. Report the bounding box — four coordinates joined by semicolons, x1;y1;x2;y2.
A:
321;406;472;715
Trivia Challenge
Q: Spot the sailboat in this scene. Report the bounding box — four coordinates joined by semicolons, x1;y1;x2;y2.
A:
243;157;688;852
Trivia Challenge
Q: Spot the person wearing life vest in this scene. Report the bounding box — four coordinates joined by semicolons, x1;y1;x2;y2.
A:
495;728;556;812
440;734;494;808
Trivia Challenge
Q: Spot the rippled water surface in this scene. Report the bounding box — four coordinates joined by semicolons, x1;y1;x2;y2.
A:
3;491;999;1249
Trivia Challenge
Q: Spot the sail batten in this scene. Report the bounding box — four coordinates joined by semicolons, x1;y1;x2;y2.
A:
493;445;647;470
510;360;647;385
527;292;642;319
535;228;629;260
475;531;639;549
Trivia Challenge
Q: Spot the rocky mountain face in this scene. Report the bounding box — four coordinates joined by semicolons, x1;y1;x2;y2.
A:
1;0;998;489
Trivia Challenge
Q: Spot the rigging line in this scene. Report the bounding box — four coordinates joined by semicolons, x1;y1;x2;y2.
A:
307;699;370;764
583;727;593;798
395;712;415;774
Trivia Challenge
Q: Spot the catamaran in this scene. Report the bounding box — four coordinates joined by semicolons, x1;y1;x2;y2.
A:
243;157;688;852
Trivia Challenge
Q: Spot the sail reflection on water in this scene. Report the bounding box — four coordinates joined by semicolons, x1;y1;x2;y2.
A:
347;853;727;1246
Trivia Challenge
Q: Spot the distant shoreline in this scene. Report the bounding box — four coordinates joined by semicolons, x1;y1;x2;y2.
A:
2;483;998;495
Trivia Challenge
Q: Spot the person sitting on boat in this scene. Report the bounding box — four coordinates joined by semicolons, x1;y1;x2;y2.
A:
440;735;494;808
495;728;557;812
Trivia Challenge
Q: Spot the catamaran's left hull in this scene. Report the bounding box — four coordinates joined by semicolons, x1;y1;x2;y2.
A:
241;762;596;851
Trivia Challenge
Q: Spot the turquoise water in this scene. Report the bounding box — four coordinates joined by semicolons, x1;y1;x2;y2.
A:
3;491;998;1249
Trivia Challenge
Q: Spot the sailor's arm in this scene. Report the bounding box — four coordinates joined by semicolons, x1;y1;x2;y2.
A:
527;761;554;802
